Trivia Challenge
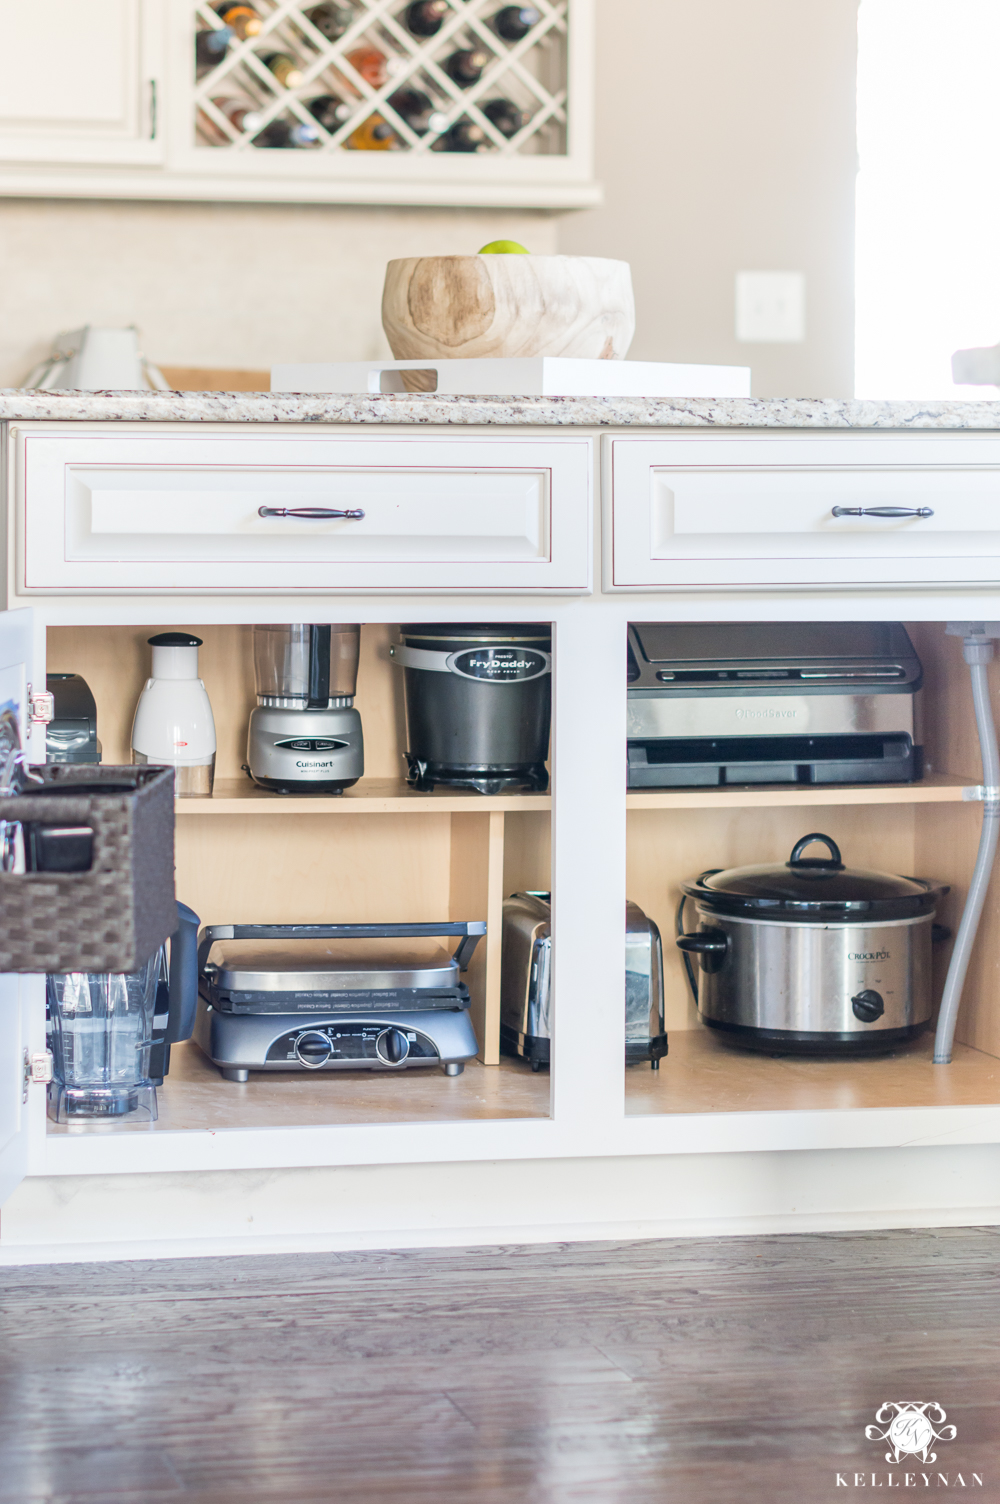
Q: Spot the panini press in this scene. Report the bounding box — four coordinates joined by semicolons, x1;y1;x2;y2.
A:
194;922;484;1082
627;622;923;788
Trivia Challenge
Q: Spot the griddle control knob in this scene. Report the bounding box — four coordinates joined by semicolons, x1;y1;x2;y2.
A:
376;1027;410;1066
295;1030;333;1067
851;989;885;1023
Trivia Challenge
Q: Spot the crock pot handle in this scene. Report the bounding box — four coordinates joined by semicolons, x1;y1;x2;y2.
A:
788;833;844;868
676;931;728;957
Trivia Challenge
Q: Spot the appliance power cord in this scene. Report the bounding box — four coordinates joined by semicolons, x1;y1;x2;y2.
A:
934;626;1000;1063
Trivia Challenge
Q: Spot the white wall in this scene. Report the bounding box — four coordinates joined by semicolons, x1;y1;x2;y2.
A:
560;0;860;397
0;200;558;386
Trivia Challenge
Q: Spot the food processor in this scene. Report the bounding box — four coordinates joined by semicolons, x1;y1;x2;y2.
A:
246;624;364;794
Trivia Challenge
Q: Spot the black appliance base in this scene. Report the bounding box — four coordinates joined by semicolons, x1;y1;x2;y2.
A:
407;759;548;795
248;774;359;796
500;1024;550;1070
700;1015;929;1056
627;735;921;789
502;1027;669;1070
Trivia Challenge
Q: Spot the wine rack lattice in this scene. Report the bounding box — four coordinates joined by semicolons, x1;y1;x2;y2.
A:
194;0;569;158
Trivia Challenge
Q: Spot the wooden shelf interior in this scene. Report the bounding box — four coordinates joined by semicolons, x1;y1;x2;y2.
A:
626;618;1000;1066
46;623;552;1070
47;1046;550;1135
626;1026;1000;1115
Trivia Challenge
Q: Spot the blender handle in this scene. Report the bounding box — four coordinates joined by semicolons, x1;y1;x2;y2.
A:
166;901;201;1043
258;506;366;520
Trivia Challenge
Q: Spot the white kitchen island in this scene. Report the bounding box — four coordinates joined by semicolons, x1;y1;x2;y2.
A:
4;388;1000;1263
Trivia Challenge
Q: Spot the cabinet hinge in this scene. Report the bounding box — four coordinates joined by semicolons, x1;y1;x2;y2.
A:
27;686;54;725
23;1049;53;1100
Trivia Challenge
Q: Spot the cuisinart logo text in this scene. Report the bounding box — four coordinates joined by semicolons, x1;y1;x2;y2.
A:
836;1403;981;1489
734;707;798;720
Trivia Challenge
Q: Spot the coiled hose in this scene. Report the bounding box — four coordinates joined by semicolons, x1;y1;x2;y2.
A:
934;634;1000;1064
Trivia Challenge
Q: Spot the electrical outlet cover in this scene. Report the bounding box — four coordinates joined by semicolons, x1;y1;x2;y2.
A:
735;271;806;343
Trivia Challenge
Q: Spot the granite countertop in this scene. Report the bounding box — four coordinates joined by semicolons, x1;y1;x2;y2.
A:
2;389;1000;428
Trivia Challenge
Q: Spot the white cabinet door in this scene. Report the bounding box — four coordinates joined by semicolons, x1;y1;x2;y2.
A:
0;607;39;1206
0;0;162;165
15;429;593;595
606;433;1000;590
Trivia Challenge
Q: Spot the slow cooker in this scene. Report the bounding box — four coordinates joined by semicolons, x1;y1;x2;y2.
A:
391;624;551;794
676;832;949;1054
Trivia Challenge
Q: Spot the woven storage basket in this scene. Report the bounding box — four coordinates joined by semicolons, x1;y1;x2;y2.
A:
0;765;176;974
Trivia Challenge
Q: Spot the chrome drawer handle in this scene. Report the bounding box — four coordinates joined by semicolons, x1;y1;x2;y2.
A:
831;505;934;519
258;506;366;520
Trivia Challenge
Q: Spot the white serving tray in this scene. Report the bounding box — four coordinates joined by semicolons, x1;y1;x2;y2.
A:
270;356;751;398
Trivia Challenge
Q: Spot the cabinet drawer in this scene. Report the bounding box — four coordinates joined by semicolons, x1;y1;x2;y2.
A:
606;433;1000;589
15;430;592;595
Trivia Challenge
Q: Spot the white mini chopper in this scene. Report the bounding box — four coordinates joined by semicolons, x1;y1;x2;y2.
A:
246;624;364;795
131;632;217;797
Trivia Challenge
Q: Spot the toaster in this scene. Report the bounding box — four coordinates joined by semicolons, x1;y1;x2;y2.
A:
500;892;668;1070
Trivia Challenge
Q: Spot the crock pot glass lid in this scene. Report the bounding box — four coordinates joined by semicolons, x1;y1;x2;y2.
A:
688;832;942;913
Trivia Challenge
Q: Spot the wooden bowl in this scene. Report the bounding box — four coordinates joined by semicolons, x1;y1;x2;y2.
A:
381;254;635;361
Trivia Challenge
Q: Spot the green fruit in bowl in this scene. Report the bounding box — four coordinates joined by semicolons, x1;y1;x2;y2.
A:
478;239;529;254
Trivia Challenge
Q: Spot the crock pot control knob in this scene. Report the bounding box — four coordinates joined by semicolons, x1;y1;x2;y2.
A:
676;929;728;974
376;1027;410;1065
851;989;885;1023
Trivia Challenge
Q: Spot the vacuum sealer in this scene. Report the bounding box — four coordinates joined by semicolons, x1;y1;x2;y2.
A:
627;622;922;789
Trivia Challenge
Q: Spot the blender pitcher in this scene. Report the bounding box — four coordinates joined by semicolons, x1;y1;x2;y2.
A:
47;902;200;1123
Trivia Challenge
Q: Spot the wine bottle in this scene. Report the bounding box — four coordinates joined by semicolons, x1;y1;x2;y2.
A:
405;0;448;37
493;5;540;41
346;113;398;150
436;119;487;151
214;3;261;40
261;52;305;89
252;117;321;148
444;47;489;87
387;86;445;135
303;3;353;42
196;27;232;73
212;96;265;134
344;43;388;87
482;96;525;137
307;93;352;131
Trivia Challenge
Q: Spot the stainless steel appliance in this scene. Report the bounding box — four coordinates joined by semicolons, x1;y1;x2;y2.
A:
45;674;100;764
194;921;484;1080
627;622;922;788
676;833;948;1054
390;624;551;794
246;624;364;794
500;892;668;1069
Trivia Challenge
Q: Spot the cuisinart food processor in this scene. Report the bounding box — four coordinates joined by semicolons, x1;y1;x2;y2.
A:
246;624;364;794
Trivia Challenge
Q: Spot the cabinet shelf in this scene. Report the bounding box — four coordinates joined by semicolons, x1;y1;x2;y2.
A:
625;773;975;812
625;1027;1000;1117
46;1044;549;1134
176;775;552;814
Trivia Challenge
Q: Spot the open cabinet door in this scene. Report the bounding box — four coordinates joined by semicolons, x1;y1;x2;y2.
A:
0;608;39;1204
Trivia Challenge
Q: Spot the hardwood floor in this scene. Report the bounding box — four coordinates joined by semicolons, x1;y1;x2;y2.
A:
1;1229;998;1502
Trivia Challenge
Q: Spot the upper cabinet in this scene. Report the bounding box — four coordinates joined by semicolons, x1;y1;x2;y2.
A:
0;0;597;207
0;0;163;165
